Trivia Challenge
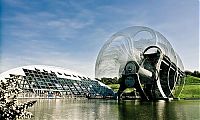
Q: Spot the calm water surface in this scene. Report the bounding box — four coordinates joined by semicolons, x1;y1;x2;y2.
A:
24;99;199;120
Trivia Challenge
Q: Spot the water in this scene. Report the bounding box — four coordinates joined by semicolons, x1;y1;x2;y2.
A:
23;99;199;120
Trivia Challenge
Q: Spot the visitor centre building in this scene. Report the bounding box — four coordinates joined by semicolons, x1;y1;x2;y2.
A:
0;65;114;98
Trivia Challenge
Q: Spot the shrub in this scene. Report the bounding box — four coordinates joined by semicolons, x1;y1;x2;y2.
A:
0;77;36;119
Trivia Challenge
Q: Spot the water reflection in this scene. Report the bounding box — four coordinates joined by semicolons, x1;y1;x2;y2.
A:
24;99;199;120
118;100;200;120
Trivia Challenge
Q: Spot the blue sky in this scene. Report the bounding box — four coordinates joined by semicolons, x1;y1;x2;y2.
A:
0;0;199;77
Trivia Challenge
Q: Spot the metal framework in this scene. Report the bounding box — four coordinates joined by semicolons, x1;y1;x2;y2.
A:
0;65;114;98
95;26;185;100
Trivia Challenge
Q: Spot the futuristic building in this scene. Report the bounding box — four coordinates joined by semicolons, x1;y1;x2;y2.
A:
0;65;114;98
95;26;185;100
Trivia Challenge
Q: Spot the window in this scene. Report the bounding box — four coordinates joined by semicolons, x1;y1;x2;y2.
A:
57;72;62;75
64;73;71;77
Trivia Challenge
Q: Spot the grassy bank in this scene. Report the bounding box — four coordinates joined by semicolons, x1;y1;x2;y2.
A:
184;75;200;85
107;75;200;98
179;85;200;98
179;75;200;98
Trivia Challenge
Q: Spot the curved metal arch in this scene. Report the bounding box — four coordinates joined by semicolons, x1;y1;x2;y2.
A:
95;26;185;100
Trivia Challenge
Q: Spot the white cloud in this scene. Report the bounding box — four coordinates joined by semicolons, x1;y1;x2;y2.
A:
47;18;93;29
1;0;199;78
0;47;96;77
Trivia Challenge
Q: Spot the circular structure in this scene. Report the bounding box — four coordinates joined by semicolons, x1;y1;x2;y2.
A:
95;26;185;100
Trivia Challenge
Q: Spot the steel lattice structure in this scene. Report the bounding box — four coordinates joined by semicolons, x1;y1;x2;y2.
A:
95;26;185;100
0;65;114;98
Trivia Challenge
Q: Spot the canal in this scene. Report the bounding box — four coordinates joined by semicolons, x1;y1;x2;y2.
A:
24;99;199;120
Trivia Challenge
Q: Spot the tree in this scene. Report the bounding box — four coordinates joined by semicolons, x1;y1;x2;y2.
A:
192;71;200;77
185;70;192;76
185;70;200;78
0;76;36;120
100;77;119;85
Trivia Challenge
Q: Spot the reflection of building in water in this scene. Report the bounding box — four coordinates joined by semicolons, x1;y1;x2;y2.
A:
0;65;114;98
26;99;200;120
27;99;119;119
156;100;166;119
118;100;178;120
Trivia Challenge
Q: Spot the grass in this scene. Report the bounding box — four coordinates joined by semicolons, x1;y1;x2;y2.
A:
108;84;134;93
108;84;119;92
179;75;200;98
184;75;200;85
179;85;200;98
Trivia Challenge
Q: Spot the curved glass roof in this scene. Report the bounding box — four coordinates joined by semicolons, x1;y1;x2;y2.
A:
0;65;115;97
95;26;184;79
0;65;84;81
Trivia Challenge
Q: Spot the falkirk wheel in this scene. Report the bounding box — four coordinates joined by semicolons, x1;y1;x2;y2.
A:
95;26;185;101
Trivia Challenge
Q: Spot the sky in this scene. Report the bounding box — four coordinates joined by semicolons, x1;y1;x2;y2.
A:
0;0;199;77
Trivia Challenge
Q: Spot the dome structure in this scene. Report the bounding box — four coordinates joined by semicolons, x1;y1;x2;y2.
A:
0;65;114;98
0;65;84;81
95;26;185;100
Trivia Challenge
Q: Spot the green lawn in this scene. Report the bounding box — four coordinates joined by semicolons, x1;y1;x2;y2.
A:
179;85;200;98
184;75;200;85
179;75;200;98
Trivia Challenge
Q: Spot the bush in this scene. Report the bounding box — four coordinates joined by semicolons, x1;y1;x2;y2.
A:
0;77;36;119
185;70;200;78
100;77;118;85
